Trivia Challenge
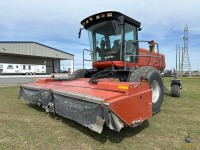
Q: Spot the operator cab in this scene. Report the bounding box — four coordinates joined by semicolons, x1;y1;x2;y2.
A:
81;11;141;68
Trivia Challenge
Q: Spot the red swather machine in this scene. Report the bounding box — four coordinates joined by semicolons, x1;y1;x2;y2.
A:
19;11;181;133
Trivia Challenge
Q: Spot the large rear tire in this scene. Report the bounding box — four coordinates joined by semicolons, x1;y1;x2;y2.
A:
129;66;164;114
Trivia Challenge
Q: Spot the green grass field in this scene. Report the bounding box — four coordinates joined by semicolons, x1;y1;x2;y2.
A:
0;77;199;150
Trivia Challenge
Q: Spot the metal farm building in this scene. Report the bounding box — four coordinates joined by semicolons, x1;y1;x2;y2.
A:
0;41;74;74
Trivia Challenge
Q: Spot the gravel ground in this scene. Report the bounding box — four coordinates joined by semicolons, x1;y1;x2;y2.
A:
0;75;50;86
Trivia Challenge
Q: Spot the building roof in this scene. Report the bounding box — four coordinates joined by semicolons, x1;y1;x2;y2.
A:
0;41;74;60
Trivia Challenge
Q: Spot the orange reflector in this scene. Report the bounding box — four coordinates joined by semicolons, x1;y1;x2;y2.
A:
82;22;86;26
141;76;148;83
101;13;106;18
36;78;53;83
118;85;128;90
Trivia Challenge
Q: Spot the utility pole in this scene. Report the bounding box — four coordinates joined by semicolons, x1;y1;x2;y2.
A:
176;44;178;72
179;45;181;74
176;44;181;75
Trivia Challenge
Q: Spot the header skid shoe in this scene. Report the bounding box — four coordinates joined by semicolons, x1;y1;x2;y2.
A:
19;78;152;133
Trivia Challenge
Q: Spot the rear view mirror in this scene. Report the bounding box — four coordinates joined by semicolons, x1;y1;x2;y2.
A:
138;27;142;31
78;28;84;38
117;16;124;26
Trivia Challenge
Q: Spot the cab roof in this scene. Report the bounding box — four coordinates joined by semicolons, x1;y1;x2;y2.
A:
81;11;141;29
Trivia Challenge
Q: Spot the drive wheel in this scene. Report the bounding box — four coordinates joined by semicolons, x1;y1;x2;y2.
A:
129;66;164;114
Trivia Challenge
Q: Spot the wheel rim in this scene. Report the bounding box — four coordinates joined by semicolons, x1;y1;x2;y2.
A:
151;80;161;103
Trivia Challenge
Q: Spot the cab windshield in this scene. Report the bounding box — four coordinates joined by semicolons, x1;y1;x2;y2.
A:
88;20;137;62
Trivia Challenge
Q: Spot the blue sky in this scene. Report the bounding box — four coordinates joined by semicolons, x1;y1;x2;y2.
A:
0;0;199;71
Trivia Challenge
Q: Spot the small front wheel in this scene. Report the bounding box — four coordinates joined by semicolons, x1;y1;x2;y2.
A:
171;84;181;97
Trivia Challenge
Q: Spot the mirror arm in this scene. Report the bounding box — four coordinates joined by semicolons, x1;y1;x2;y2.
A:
78;28;85;38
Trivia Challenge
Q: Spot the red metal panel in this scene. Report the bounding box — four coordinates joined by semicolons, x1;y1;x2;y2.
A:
138;48;166;70
36;78;53;83
55;86;124;101
28;78;151;102
108;89;152;125
25;80;125;101
35;78;147;95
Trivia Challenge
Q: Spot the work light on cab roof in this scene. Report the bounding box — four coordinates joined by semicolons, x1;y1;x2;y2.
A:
81;12;113;27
